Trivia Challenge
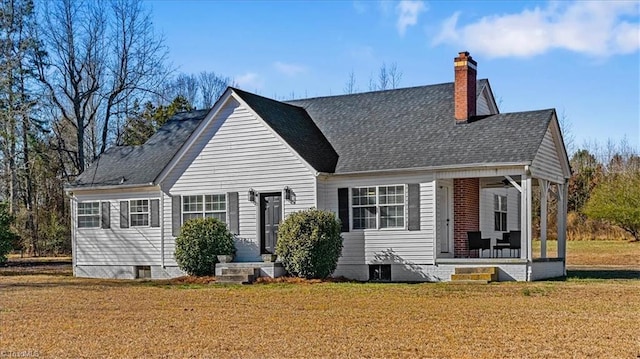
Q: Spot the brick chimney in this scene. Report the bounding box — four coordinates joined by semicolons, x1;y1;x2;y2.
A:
454;51;477;123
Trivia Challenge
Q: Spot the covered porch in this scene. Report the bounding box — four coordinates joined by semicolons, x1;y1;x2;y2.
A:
434;169;569;281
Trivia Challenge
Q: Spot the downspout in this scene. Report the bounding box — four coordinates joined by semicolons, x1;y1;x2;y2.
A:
66;192;77;276
524;165;532;282
160;190;165;268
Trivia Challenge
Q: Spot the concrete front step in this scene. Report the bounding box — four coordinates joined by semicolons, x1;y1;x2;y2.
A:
451;273;495;281
454;267;497;275
451;267;499;282
221;267;259;276
216;274;255;284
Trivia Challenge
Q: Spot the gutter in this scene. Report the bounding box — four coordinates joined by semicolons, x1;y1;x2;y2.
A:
315;161;531;177
64;182;158;194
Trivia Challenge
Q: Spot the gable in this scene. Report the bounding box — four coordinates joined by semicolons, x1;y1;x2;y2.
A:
476;80;499;116
530;115;571;182
163;97;316;192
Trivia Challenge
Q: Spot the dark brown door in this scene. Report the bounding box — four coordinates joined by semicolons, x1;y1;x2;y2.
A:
260;193;282;254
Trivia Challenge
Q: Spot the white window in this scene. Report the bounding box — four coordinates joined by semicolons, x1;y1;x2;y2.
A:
494;195;507;231
130;199;149;227
182;194;226;224
77;202;100;228
352;185;405;230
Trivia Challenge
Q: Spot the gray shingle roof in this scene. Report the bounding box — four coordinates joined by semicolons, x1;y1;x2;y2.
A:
70;79;556;189
69;110;208;188
287;81;554;173
232;87;338;173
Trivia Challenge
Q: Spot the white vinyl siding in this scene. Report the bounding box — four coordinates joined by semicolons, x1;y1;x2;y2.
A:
531;125;566;182
73;190;162;266
77;202;100;228
164;98;317;262
476;89;491;115
320;173;435;265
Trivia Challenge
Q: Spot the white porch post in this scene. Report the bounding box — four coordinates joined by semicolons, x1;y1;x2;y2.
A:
539;179;549;259
521;176;533;263
557;182;568;274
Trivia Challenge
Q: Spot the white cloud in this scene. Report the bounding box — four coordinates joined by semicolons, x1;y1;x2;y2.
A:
396;0;427;36
273;61;308;77
433;1;640;58
235;72;264;90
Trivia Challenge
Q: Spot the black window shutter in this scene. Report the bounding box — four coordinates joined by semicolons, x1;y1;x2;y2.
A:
120;201;129;228
227;192;239;235
150;199;160;227
101;202;110;229
407;184;420;231
338;188;349;232
172;196;181;236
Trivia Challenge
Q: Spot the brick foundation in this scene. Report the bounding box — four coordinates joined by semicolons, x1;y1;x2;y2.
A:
453;178;480;257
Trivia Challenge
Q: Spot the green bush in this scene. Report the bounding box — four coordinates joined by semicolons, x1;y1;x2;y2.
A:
174;217;235;276
276;209;343;279
0;202;17;264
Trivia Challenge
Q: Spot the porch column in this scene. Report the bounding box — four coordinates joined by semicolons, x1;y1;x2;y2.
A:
453;178;480;258
539;179;549;259
521;176;533;262
557;182;568;263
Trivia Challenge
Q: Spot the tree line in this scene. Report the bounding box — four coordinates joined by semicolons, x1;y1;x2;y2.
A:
1;0;638;260
0;0;231;256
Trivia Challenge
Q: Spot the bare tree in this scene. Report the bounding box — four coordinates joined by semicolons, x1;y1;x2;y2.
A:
35;0;169;176
378;62;389;90
559;109;574;156
344;70;356;94
388;62;402;89
170;73;198;106
366;62;402;92
198;71;231;108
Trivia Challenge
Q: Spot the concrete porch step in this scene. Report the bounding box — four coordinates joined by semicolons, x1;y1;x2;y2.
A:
451;273;495;281
454;267;497;275
221;267;259;276
451;267;498;282
215;273;255;284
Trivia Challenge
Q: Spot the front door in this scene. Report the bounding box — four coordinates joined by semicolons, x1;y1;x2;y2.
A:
260;193;282;254
437;182;454;256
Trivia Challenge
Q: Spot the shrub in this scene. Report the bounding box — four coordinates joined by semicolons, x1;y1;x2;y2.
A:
0;202;17;264
276;209;343;279
174;217;235;276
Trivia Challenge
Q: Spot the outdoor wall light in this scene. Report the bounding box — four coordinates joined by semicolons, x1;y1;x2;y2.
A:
248;188;257;203
284;186;295;204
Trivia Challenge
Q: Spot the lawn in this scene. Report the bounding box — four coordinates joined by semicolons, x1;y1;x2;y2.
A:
533;239;640;267
0;241;638;358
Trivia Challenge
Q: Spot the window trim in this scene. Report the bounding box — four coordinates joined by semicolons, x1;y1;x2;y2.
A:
181;194;227;225
494;194;508;232
129;199;150;227
350;185;407;231
77;201;101;229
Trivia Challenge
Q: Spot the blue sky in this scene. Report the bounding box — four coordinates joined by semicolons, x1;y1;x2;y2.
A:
147;0;640;153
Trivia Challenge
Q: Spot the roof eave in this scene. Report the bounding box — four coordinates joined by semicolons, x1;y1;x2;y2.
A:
318;161;532;177
65;182;158;193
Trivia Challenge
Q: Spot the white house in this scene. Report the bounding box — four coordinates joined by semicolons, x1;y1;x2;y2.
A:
66;52;571;281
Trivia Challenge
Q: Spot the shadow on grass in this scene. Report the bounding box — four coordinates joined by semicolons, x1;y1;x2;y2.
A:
566;269;640;280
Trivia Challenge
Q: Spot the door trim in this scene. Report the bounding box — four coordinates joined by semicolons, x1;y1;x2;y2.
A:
259;192;283;255
437;181;454;258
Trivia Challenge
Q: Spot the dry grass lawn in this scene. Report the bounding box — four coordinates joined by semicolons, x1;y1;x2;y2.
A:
0;275;638;358
1;241;638;358
533;240;640;267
